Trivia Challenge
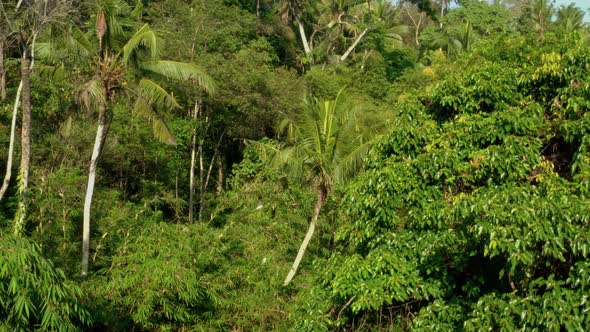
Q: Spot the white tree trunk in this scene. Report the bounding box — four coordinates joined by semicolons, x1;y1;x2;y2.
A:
295;15;313;63
0;80;23;201
339;26;370;63
82;102;106;276
284;188;326;286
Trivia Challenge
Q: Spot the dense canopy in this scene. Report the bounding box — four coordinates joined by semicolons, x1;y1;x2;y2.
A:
0;0;589;330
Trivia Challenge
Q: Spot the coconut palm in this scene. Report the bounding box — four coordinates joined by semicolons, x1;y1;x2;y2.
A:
76;0;215;276
251;91;371;285
555;4;585;32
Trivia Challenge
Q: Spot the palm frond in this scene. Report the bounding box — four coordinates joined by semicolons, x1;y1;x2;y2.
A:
141;61;217;96
77;78;106;112
133;96;176;144
123;23;158;64
334;138;372;183
244;139;281;162
137;78;180;110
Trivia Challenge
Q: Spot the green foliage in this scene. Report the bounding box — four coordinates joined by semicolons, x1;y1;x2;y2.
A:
4;0;590;330
0;235;90;331
448;0;514;36
294;36;590;331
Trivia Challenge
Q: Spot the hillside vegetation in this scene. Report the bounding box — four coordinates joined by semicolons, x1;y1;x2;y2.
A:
1;0;589;330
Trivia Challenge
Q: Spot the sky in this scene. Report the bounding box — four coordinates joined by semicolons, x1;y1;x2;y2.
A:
553;0;588;8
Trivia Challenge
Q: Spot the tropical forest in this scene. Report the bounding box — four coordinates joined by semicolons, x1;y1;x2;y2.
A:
1;0;590;330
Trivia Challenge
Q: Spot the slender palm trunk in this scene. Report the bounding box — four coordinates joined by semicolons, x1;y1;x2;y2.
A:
284;186;327;286
82;100;107;276
13;48;32;235
0;40;6;101
0;80;23;201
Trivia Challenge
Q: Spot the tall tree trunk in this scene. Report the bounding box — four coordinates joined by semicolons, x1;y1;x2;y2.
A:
188;102;199;223
216;155;224;194
295;15;313;64
2;36;35;203
284;186;327;286
256;0;260;18
0;81;23;201
0;40;6;101
339;26;370;63
13;47;32;235
82;99;107;276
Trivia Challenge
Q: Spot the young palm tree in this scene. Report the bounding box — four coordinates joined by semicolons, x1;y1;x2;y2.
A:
77;0;215;276
252;91;371;285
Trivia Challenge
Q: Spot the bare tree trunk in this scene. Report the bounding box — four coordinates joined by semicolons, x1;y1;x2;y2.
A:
13;47;32;235
295;15;313;64
439;0;446;28
256;0;260;18
188;102;199;223
0;81;23;201
82;99;107;276
284;186;327;286
339;26;370;63
405;8;423;47
216;155;223;194
198;132;224;222
0;40;6;101
198;136;204;222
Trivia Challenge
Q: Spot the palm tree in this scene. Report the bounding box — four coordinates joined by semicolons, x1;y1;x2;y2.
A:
523;0;554;40
555;4;585;32
76;0;215;276
252;91;371;285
